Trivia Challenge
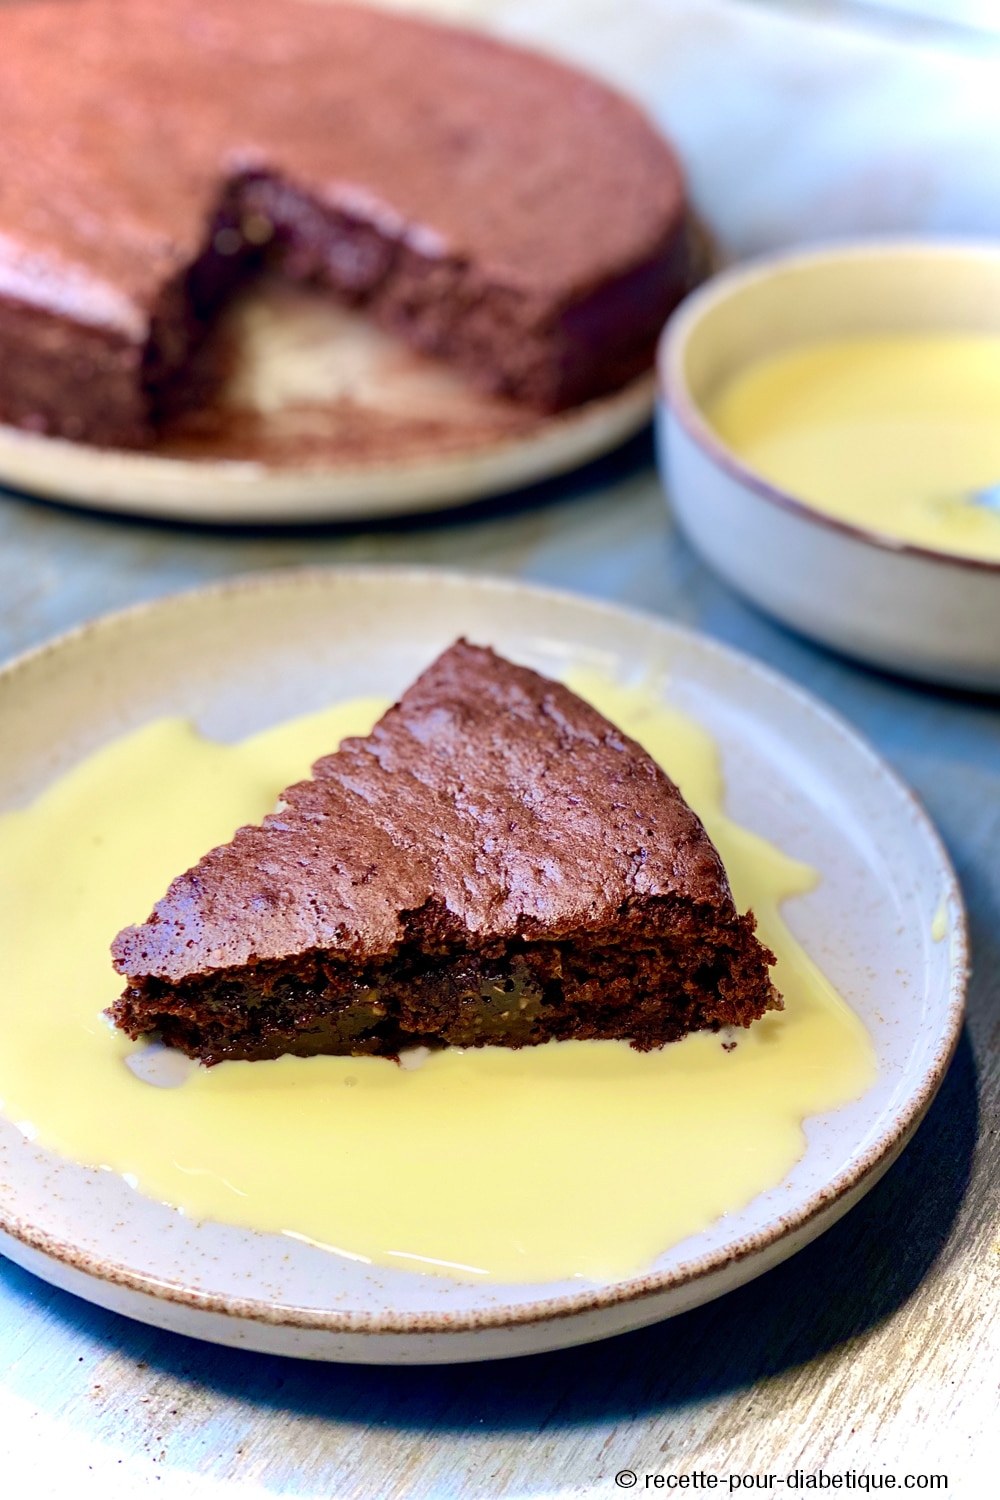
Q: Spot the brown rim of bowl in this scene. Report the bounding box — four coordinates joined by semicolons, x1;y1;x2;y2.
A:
0;565;971;1338
658;236;1000;576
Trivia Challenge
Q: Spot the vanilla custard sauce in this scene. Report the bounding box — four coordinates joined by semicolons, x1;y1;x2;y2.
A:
0;675;875;1284
707;332;1000;561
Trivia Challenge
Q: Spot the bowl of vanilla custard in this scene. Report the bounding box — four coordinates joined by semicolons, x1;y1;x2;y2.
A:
658;239;1000;690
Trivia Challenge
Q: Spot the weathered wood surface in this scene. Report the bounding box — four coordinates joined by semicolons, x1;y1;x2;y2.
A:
1;3;998;1493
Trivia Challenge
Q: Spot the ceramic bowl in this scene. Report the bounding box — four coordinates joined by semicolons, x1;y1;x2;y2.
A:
657;239;1000;691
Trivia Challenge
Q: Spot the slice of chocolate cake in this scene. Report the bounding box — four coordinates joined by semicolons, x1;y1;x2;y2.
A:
0;0;694;448
111;643;778;1064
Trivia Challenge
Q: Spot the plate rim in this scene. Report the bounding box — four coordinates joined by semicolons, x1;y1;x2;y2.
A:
0;565;970;1337
0;374;654;525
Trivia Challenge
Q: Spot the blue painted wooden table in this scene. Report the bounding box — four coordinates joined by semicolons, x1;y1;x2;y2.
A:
0;430;996;1495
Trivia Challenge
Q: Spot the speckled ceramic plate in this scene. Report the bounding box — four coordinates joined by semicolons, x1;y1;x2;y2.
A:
0;279;652;525
0;569;967;1362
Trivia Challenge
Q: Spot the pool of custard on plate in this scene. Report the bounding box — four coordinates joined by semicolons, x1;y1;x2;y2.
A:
0;673;875;1284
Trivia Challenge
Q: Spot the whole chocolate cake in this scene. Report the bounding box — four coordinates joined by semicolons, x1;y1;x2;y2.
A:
0;0;693;448
110;642;779;1063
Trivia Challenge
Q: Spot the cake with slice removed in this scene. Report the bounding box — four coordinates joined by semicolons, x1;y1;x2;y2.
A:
110;641;778;1063
0;0;694;447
